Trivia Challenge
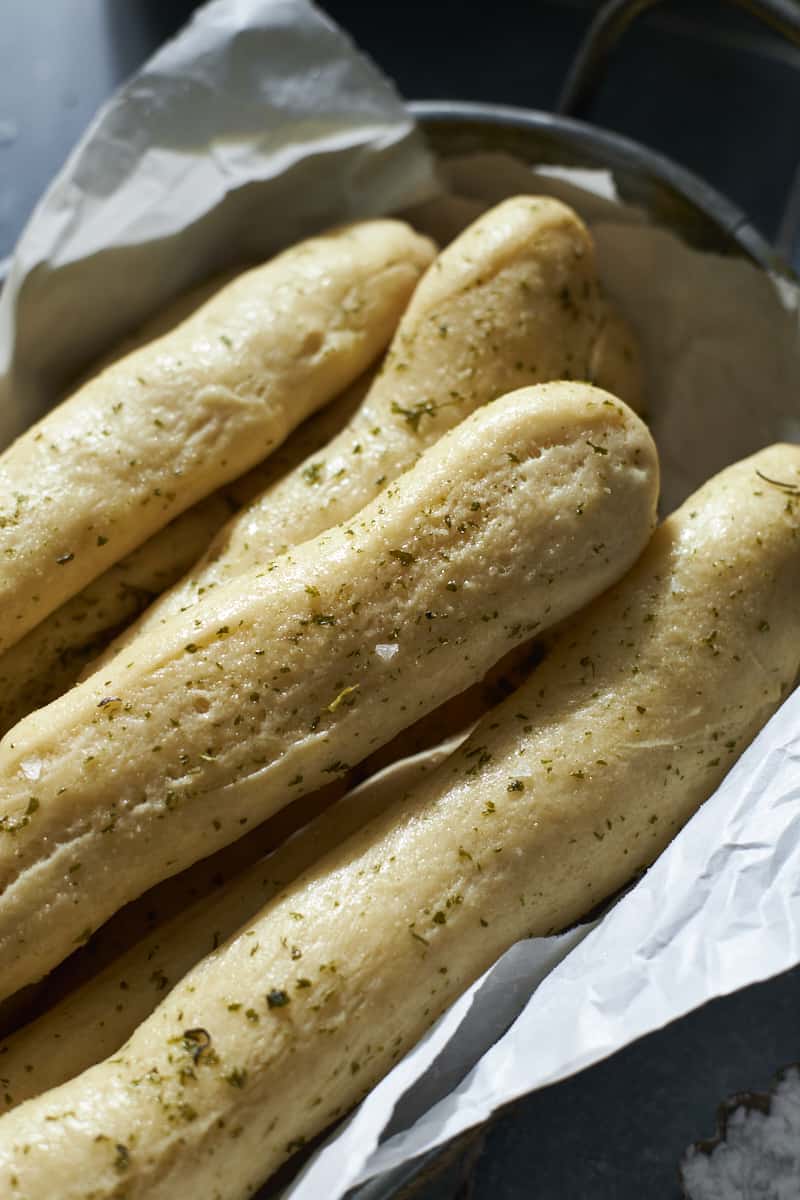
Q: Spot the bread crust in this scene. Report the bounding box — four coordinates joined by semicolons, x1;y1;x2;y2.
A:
0;444;794;1200
0;221;434;653
0;383;657;1000
96;196;612;658
0;377;369;738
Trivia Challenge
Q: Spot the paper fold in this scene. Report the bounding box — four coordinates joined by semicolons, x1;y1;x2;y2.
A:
0;0;437;444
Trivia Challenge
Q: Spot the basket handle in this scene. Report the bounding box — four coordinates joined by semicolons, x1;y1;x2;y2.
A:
557;0;800;264
558;0;800;117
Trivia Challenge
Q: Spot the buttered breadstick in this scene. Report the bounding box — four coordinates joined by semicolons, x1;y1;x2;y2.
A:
406;191;645;411
0;220;434;653
0;377;368;737
0;745;452;1110
96;195;621;658
0;383;657;999
0;445;794;1200
0;495;235;738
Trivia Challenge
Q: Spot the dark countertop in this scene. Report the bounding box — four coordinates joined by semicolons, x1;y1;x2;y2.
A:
404;967;800;1199
2;0;799;265
1;3;799;1196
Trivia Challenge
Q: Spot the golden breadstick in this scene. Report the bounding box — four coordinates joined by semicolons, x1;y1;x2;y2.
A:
404;192;645;412
0;383;656;1000
0;444;795;1199
94;195;620;659
0;745;453;1109
0;377;368;737
0;220;434;653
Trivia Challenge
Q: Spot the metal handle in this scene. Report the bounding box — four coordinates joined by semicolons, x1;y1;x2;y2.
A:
558;0;800;117
557;0;800;264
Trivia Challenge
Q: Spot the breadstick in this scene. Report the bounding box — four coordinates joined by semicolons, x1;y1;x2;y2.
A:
0;382;657;999
405;192;645;412
0;220;434;653
0;745;453;1110
0;495;233;739
0;443;794;1199
590;298;645;414
94;194;623;659
0;377;368;737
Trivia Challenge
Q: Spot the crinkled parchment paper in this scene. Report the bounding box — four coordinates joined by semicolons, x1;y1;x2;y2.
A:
0;2;799;1197
0;0;437;445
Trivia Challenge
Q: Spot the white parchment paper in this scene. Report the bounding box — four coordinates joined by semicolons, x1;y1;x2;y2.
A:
1;2;799;1197
0;0;437;445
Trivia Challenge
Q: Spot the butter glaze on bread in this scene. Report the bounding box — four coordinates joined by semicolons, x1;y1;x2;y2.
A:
0;220;434;653
95;195;618;658
0;445;796;1199
0;377;369;737
0;383;657;1000
0;746;452;1110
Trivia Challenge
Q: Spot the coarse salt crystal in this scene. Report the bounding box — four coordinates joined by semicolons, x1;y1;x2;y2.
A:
20;757;42;781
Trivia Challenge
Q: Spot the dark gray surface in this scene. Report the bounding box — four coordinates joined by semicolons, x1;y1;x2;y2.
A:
0;1;199;259
1;3;799;1197
407;967;800;1199
2;1;799;262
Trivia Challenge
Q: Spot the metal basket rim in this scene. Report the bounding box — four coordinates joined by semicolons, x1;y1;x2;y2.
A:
410;98;793;279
